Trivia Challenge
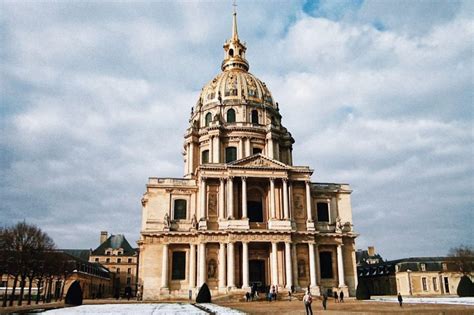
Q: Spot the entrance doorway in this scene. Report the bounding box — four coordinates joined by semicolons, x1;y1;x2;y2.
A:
249;259;266;292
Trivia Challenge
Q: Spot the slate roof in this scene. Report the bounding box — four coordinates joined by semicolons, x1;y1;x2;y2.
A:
92;234;137;256
61;249;91;261
357;256;473;278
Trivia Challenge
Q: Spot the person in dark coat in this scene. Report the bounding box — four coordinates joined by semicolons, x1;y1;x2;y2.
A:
397;293;403;307
333;291;338;302
339;290;344;302
322;292;328;310
124;286;132;301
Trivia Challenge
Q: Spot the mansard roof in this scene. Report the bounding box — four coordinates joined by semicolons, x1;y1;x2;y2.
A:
92;234;137;256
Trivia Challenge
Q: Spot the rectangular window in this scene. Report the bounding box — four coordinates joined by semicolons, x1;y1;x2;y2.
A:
319;251;333;279
316;202;330;222
117;258;121;263
420;263;426;271
117;268;120;273
252;148;262;155
172;252;186;280
128;258;132;263
106;258;110;263
95;258;99;262
174;199;187;220
127;277;131;285
201;150;209;164
225;147;237;163
422;277;427;291
432;277;438;291
127;268;131;274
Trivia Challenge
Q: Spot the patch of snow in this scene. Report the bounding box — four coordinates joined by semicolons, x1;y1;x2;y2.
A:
43;303;207;315
371;296;474;306
198;303;246;314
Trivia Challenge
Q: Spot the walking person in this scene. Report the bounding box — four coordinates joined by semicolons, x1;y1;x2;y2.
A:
333;291;338;302
397;292;403;307
339;290;344;303
322;292;328;310
303;290;313;315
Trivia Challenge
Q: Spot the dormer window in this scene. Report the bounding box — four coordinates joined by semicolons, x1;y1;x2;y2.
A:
421;263;426;271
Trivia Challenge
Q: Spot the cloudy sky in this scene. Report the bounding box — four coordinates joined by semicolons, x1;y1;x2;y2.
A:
1;0;472;260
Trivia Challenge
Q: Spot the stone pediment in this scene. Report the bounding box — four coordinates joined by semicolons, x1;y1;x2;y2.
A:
228;154;288;169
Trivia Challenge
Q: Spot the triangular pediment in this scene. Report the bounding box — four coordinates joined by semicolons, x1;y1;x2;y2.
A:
228;154;289;169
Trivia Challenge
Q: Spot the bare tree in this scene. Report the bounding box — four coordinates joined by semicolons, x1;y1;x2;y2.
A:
448;244;474;274
0;222;55;307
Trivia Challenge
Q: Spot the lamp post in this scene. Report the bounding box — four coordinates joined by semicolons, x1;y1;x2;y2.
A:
406;269;412;296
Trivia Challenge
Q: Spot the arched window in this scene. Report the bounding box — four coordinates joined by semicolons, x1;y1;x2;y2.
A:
225;147;237;163
226;108;236;123
251;110;259;124
205;112;212;127
201;150;209;164
174;199;187;220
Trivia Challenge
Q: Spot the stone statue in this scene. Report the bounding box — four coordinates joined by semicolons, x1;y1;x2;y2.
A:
163;213;170;229
191;214;197;229
335;216;343;233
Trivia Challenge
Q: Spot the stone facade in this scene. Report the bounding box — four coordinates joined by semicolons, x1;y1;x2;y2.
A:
138;10;358;300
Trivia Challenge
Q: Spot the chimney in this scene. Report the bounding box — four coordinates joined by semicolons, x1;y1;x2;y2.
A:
100;231;108;244
368;246;375;257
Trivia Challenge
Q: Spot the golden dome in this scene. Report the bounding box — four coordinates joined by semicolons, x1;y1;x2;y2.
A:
199;70;275;108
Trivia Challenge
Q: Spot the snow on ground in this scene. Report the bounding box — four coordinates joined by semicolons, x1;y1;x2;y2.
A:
42;303;242;314
371;296;474;306
199;303;245;314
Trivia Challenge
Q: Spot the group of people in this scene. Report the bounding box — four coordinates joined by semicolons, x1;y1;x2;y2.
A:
333;290;344;302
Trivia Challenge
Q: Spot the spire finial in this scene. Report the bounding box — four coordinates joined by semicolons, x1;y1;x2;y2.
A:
232;0;238;41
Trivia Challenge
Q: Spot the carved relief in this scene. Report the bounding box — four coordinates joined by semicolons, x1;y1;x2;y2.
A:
298;259;307;278
208;192;218;218
294;194;305;218
207;259;217;279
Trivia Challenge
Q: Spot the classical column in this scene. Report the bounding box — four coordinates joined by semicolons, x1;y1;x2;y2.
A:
161;244;169;288
291;243;299;288
185;143;189;175
337;244;346;287
282;179;289;219
198;243;206;287
308;243;317;288
305;181;312;221
242;177;247;219
267;138;274;159
227;242;235;288
215;136;221;163
285;242;293;289
269;178;276;219
315;244;321;285
209;136;214;163
242;242;249;288
271;242;278;286
245;137;251;157
227;177;234;219
219;178;225;220
288;181;293;220
200;177;206;220
219;243;226;289
189;244;196;289
189;142;194;174
238;139;243;159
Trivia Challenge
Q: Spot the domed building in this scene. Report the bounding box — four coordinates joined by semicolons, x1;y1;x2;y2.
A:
138;10;358;300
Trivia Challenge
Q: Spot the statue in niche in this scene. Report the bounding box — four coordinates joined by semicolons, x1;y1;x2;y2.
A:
207;259;217;279
298;259;306;278
335;216;343;233
191;214;197;230
163;213;170;230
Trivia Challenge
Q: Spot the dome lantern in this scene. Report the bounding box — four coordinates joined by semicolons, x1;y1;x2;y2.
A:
222;10;249;72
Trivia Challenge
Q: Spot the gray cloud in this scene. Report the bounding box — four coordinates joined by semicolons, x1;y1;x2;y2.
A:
1;1;472;259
